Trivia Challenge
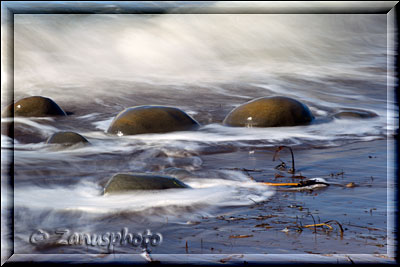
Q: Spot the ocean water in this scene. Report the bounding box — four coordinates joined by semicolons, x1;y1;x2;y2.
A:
1;13;397;256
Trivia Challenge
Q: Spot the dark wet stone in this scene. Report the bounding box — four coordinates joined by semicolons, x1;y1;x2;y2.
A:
107;106;200;136
1;121;47;143
162;167;194;180
333;109;378;119
2;96;67;118
46;131;89;145
104;173;190;194
223;96;314;127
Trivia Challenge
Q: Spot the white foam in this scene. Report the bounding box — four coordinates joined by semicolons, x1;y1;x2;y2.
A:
15;176;274;215
1;117;58;135
9;115;387;165
76;113;101;120
12;14;387;100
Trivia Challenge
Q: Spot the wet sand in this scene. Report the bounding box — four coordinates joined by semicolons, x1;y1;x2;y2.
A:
14;138;393;259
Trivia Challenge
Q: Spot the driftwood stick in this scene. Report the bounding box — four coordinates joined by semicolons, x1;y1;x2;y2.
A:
273;146;296;174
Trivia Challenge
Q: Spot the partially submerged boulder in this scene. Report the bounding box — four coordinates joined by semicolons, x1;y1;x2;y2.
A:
103;173;190;194
1;121;47;143
223;96;314;127
2;96;67;118
107;106;200;136
333;109;378;119
46;131;89;145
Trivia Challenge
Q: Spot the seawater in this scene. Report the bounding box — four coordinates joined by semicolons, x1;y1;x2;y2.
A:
1;13;396;254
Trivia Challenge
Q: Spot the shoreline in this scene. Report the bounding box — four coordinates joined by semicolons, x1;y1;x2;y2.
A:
10;138;394;256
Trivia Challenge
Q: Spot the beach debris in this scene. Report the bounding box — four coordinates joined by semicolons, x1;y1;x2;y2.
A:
291;174;307;179
255;223;273;229
229;234;253;239
257;215;278;220
216;215;278;222
303;223;334;230
297;178;330;187
329;170;344;178
273;146;296;174
285;219;344;236
346;223;380;231
346;182;357;188
260;178;330;190
324;220;344;236
274;161;287;171
262;182;299;186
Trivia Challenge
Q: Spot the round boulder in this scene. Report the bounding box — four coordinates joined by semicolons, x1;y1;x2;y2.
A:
46;131;89;145
107;106;200;136
223;96;314;127
2;96;66;118
103;173;190;194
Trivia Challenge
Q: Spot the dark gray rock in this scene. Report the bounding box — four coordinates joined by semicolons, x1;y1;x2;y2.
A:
1;121;47;143
223;96;314;127
2;96;66;117
107;106;199;136
103;173;190;194
46;131;89;145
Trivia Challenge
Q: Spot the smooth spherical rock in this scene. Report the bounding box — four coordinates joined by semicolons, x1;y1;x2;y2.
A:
223;96;314;127
2;96;66;118
46;131;89;145
333;109;378;119
107;106;200;136
103;173;190;194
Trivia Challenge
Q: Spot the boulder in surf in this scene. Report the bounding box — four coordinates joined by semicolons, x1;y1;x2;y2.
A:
223;96;314;127
107;106;199;136
46;131;89;145
2;96;67;118
103;173;190;194
1;121;47;143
